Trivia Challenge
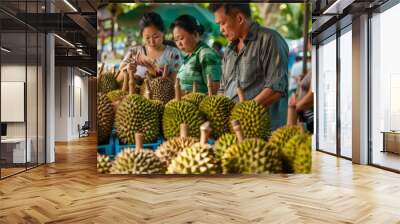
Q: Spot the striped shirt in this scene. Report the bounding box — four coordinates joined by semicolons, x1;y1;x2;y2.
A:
177;41;222;93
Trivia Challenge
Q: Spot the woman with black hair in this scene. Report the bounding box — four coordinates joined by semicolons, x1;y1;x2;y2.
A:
117;12;182;81
171;15;221;94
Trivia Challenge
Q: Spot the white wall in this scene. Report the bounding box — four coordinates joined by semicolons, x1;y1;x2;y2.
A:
1;65;36;138
55;66;69;141
55;67;89;141
1;64;46;164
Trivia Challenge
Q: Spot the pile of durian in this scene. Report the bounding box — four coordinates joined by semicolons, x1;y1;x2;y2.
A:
98;120;311;174
97;63;312;174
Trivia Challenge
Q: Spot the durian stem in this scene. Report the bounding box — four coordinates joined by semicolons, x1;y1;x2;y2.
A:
207;75;213;96
199;122;211;145
98;62;105;76
162;64;168;79
180;123;189;138
237;87;245;102
192;81;198;93
135;133;144;153
231;120;244;143
175;78;181;101
128;70;135;95
111;66;116;75
122;70;129;92
143;79;152;99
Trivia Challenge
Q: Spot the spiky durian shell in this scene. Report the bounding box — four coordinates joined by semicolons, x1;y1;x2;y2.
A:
115;94;160;144
155;137;198;167
182;92;206;107
97;94;114;144
281;134;312;173
107;89;128;103
268;126;302;172
111;148;165;174
229;101;270;140
167;143;220;174
97;154;112;174
214;133;237;162
98;72;119;93
150;99;165;119
222;139;282;174
141;77;175;104
199;95;235;139
162;100;205;139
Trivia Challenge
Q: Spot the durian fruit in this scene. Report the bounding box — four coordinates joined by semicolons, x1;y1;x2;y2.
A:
222;120;282;174
199;76;234;139
281;129;312;173
107;89;128;103
141;65;175;104
111;133;166;174
115;72;160;144
268;126;302;148
97;153;112;174
156;123;198;167
167;122;220;174
98;71;119;93
162;78;205;139
182;81;206;107
108;71;130;112
214;133;237;162
267;125;302;172
98;62;105;75
143;79;164;119
97;93;114;144
229;87;270;139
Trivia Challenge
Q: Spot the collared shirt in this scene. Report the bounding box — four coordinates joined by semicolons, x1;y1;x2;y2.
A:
122;45;183;76
177;41;222;93
220;22;289;130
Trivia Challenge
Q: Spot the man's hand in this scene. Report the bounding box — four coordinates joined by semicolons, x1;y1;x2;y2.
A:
253;88;282;107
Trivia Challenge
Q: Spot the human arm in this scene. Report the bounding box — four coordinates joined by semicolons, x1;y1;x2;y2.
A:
254;88;282;107
255;32;289;107
296;87;313;112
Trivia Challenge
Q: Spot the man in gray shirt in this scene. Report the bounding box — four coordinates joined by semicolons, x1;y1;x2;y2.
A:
210;3;289;131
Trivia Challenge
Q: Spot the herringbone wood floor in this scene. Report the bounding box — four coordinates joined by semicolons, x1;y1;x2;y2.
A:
0;135;399;224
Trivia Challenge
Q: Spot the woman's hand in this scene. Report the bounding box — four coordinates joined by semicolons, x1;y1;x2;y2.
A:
135;52;159;76
137;53;156;68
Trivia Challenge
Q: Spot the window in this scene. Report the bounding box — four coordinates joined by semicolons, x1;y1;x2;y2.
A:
317;36;337;154
370;3;400;171
339;28;352;158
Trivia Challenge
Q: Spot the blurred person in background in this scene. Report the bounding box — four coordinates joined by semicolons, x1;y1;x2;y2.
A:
212;41;224;58
171;14;221;94
288;70;314;133
288;53;311;97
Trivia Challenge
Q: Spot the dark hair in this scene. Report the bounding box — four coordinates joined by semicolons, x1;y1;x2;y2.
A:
139;12;165;35
170;14;204;36
212;41;223;50
209;3;251;18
